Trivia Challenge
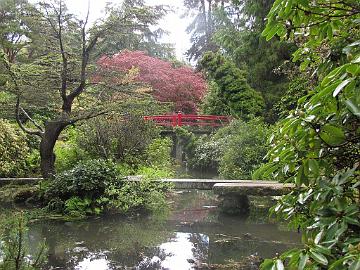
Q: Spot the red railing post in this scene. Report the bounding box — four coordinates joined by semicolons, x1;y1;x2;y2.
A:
177;111;182;127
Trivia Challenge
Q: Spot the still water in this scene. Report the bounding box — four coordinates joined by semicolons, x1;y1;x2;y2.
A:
26;190;300;269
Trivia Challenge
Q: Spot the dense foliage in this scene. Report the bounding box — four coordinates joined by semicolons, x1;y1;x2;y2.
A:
255;0;360;269
182;0;294;122
211;0;295;123
0;0;172;178
199;52;265;119
77;115;159;164
97;50;207;113
176;119;270;179
0;119;29;177
44;159;171;217
216;119;270;179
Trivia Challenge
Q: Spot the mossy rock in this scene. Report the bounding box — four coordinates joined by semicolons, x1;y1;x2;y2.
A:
218;194;250;216
13;186;40;204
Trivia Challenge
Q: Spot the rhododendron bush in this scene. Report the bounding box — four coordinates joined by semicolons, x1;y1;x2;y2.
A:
97;50;207;113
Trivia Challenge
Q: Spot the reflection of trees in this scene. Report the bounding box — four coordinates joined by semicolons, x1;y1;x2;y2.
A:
188;233;209;264
22;190;302;269
135;247;170;270
27;216;174;269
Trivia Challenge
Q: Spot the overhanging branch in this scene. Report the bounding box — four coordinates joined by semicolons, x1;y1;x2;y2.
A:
68;109;108;125
15;97;44;137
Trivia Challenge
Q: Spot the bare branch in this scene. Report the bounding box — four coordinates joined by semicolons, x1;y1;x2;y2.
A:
19;107;44;132
57;0;68;103
43;4;59;37
69;109;108;125
15;98;43;137
67;12;135;102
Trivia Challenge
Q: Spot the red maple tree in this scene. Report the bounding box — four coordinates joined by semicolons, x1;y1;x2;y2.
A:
97;50;207;113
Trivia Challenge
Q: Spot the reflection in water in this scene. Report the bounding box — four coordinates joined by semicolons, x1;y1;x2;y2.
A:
75;255;109;270
24;190;301;269
159;233;208;270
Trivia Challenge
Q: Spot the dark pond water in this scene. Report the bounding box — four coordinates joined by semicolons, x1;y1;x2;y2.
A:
24;190;300;269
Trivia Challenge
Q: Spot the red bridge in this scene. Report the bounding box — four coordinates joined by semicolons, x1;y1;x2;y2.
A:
144;112;230;127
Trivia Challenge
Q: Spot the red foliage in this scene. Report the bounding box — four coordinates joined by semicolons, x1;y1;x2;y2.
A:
97;50;207;113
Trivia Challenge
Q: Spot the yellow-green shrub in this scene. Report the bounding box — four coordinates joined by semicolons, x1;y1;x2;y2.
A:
0;119;29;177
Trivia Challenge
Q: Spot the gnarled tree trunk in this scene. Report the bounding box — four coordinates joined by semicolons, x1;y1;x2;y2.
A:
40;121;68;178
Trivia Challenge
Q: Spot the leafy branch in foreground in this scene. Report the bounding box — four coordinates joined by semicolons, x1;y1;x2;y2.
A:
255;0;360;269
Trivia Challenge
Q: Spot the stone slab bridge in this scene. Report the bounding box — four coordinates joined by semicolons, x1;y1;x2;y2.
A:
0;178;293;215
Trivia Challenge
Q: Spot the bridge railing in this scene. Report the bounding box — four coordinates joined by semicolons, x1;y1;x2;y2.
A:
144;112;230;127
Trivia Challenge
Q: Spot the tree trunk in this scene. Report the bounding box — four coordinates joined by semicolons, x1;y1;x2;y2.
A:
40;121;67;178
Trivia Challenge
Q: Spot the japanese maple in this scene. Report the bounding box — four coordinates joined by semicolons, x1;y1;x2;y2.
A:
97;50;207;113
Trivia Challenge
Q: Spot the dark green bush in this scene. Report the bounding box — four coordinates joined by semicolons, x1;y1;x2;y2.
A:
44;159;119;216
144;137;172;168
44;159;171;217
45;159;118;201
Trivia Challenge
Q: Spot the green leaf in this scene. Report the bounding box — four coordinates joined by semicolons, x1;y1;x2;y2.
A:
314;245;331;256
310;249;328;265
321;65;348;87
333;78;353;97
320;124;345;146
349;259;360;270
276;259;285;270
299;253;309;270
261;259;275;270
266;24;281;41
345;99;360;117
308;159;319;175
346;64;360;76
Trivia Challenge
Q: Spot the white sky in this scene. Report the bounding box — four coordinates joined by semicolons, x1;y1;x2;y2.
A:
63;0;192;61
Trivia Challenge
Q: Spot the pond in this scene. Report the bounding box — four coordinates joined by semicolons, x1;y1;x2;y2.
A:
23;190;300;269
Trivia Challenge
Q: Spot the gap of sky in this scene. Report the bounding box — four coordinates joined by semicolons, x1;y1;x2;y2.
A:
60;0;192;61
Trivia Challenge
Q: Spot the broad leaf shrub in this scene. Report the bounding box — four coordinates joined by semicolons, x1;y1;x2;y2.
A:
256;0;360;269
144;137;172;169
44;159;171;217
216;119;270;179
176;119;270;179
0;119;29;177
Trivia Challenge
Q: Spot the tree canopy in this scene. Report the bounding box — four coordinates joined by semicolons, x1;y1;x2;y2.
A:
199;51;264;119
97;50;207;113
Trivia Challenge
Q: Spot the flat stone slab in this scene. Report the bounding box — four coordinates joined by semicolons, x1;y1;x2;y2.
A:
213;181;294;196
160;179;267;190
0;178;41;186
126;177;275;190
0;178;292;193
